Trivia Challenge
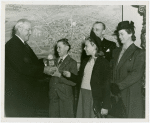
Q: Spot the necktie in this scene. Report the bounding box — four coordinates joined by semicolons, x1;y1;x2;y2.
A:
58;58;63;67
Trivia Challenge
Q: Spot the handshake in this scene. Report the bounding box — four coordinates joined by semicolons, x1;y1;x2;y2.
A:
43;66;72;78
44;66;61;77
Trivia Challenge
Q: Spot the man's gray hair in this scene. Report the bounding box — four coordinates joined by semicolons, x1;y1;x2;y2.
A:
14;19;31;32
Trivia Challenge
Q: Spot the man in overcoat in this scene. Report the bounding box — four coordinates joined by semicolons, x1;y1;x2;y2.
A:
5;19;52;117
90;21;117;62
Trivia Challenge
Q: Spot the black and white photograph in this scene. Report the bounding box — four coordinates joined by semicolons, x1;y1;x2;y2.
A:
1;1;149;122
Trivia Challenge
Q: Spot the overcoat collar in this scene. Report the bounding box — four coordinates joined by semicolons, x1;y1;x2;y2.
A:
116;43;137;69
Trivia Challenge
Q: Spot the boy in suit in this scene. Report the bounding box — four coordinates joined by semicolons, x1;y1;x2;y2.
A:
49;38;78;117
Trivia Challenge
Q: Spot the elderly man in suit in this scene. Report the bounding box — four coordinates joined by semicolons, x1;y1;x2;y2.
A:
49;38;78;118
5;19;53;117
90;21;117;62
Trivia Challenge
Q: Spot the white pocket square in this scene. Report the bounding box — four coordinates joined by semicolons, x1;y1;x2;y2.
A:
106;49;110;52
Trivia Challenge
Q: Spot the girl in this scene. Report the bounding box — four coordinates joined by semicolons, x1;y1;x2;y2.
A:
63;37;111;118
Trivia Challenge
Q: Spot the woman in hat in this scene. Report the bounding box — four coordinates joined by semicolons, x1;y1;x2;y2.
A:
63;37;111;118
110;21;145;118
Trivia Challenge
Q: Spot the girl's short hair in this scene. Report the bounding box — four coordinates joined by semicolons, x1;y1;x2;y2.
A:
85;37;98;51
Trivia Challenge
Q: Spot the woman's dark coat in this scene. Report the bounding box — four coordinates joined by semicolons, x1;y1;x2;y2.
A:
111;43;145;118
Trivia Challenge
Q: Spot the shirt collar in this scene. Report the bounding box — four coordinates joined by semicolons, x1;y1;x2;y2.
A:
59;54;68;61
15;34;25;44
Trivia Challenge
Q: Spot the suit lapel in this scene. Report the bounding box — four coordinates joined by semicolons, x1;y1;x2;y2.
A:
102;38;111;52
101;38;106;51
15;35;34;58
55;58;59;67
24;45;32;57
24;44;38;61
92;56;99;70
116;43;137;70
113;47;122;69
58;55;71;70
14;35;38;62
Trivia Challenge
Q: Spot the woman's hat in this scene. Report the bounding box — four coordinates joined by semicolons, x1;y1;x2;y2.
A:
116;21;135;31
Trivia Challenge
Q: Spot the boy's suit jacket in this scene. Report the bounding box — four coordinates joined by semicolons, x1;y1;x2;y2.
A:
49;55;77;117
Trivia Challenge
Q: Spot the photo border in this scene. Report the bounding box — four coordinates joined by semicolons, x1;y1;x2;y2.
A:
1;0;149;122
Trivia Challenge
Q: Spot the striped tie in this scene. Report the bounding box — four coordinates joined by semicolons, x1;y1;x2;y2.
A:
58;59;63;67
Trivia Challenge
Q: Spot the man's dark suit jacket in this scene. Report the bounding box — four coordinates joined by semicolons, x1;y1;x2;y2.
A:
101;38;116;62
69;56;111;112
5;35;45;117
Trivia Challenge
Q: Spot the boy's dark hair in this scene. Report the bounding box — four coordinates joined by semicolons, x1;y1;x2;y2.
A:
57;38;71;51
